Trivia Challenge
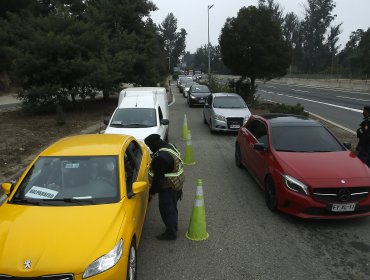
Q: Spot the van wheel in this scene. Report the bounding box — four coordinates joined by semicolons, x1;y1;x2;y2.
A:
165;131;169;142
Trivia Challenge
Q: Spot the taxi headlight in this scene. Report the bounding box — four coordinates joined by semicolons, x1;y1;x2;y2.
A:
83;239;123;278
189;94;196;99
213;114;226;122
282;175;309;196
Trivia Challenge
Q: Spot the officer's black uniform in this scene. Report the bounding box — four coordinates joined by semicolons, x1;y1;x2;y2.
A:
357;106;370;167
145;134;180;240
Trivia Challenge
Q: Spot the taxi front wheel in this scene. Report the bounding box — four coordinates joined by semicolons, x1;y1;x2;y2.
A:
126;239;137;280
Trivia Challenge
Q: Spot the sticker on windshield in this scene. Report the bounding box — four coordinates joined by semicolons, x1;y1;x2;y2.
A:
25;186;58;199
64;163;79;169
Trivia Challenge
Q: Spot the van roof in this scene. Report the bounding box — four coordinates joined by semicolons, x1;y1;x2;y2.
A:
120;87;166;96
118;94;156;108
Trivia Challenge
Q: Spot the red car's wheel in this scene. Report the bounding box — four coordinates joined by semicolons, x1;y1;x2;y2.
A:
235;143;243;168
265;177;278;212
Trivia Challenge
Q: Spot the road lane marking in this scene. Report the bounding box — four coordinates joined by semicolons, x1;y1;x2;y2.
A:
292;89;309;93
261;91;362;113
264;85;276;88
336;95;370;102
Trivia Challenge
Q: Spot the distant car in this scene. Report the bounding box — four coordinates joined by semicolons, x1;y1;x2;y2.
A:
178;76;193;92
187;84;211;106
183;81;198;98
0;134;150;279
203;93;251;133
235;114;370;219
177;75;186;88
193;70;202;81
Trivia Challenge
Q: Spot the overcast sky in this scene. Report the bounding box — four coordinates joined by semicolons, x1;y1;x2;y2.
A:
150;0;370;53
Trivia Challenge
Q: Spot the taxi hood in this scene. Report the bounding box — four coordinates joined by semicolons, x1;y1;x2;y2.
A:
0;202;125;276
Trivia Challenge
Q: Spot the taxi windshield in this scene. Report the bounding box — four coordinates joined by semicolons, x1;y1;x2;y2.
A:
11;156;119;205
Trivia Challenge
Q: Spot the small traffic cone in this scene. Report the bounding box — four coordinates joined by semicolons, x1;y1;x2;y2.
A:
181;114;188;140
183;130;195;165
186;179;209;241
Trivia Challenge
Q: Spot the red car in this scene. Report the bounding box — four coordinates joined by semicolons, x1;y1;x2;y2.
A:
235;114;370;219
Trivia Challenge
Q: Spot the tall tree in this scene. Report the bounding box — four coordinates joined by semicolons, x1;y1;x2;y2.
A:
258;0;284;27
3;0;164;110
325;23;342;73
158;13;187;73
338;29;364;76
219;6;291;89
359;28;370;76
300;0;337;73
282;12;300;48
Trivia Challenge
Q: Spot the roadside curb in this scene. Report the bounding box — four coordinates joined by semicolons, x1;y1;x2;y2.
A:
308;112;356;135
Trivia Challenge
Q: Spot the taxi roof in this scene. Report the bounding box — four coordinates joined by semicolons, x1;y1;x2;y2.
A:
39;134;134;156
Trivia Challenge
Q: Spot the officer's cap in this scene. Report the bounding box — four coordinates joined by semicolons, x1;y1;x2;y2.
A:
144;134;161;147
364;106;370;113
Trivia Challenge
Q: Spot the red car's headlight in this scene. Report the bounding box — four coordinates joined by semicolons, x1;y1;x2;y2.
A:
282;175;309;196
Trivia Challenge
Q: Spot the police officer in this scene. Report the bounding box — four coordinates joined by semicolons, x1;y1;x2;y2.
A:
356;105;370;167
144;134;184;241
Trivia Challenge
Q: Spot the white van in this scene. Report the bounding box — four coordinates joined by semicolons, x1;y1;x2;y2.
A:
104;87;170;142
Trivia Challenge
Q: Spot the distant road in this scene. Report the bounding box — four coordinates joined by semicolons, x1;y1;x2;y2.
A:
0;94;20;111
213;75;367;132
257;81;368;132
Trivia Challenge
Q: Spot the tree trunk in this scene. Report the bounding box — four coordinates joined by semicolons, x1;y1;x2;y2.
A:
103;89;109;101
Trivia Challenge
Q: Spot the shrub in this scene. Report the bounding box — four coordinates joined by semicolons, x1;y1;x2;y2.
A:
252;101;309;117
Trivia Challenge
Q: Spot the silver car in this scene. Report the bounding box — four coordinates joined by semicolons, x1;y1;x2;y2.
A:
203;93;251;133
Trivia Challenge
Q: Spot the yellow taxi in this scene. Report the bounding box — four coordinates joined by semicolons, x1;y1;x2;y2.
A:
0;134;150;279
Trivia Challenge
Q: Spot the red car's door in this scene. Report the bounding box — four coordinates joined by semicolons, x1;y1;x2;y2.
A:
243;119;270;186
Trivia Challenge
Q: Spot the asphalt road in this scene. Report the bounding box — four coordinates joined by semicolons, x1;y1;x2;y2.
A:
257;82;370;132
137;83;370;280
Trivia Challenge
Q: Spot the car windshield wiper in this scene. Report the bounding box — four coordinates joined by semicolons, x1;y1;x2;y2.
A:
122;123;151;128
42;198;96;205
110;121;125;127
10;197;42;205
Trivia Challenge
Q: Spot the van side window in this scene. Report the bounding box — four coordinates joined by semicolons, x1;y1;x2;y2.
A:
158;107;163;121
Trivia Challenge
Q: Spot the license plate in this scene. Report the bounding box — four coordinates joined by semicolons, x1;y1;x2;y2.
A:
331;203;356;212
230;124;240;129
198;100;205;103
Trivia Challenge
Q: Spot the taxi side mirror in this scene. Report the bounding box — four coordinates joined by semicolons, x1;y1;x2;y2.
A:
1;182;13;196
132;181;148;194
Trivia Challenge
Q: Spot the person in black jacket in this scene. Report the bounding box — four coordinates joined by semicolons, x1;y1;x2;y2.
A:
144;134;182;241
356;105;370;167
